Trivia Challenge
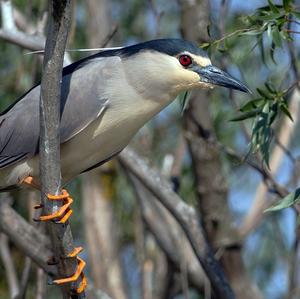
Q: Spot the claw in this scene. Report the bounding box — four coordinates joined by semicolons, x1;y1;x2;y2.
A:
53;255;87;294
38;190;73;224
21;177;87;294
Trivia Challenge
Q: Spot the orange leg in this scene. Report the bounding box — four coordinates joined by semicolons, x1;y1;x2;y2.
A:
21;176;87;294
37;189;73;224
22;176;73;224
53;247;87;294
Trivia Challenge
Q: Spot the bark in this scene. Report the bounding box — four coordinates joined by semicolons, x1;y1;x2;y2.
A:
0;0;45;51
119;148;235;299
0;196;56;276
179;1;263;299
39;1;84;297
0;233;20;299
127;174;206;293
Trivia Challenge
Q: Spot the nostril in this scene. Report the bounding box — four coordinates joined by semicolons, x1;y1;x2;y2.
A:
210;68;222;74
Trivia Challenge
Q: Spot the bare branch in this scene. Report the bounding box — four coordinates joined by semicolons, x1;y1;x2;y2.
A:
0;196;56;276
39;0;84;297
0;0;45;50
126;172;206;292
119;148;235;299
0;233;20;299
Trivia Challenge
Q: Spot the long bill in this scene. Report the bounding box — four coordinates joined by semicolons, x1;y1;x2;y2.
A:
194;65;251;93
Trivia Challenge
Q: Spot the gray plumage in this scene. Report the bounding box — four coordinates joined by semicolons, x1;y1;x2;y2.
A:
0;39;249;191
0;58;110;168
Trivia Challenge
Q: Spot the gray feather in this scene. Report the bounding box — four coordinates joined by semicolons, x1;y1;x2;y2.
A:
0;56;118;168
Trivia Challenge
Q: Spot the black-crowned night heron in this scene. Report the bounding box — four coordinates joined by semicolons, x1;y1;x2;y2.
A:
0;38;249;290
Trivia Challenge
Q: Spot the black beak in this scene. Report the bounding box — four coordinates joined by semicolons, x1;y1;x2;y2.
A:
194;65;251;93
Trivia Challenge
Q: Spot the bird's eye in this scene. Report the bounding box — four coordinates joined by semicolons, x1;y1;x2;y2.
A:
179;55;192;67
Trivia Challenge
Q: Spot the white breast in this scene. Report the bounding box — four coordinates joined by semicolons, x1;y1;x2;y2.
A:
59;63;173;183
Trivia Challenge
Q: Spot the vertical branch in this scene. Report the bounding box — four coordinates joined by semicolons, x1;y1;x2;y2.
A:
39;0;84;297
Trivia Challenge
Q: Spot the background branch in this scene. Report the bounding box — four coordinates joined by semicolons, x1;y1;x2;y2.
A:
0;233;19;299
119;148;235;299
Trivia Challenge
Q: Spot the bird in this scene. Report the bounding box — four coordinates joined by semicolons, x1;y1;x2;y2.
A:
0;38;249;291
0;38;249;192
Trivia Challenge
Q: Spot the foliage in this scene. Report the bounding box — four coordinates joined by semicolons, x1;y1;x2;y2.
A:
204;0;299;168
231;82;293;166
265;187;300;212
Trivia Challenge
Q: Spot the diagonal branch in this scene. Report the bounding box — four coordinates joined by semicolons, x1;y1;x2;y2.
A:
118;148;235;299
0;0;45;50
0;196;56;276
0;233;20;298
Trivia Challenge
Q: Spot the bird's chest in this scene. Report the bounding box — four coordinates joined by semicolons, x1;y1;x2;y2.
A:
60;92;167;180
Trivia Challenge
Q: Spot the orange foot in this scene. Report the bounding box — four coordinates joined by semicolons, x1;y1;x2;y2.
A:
53;247;87;294
21;176;87;294
34;189;73;224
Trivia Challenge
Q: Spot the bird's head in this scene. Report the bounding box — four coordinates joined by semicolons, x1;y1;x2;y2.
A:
120;39;250;100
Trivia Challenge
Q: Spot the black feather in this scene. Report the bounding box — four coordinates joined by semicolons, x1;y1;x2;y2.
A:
1;39;205;116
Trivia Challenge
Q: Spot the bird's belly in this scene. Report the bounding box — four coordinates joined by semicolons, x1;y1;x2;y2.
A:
60;101;161;182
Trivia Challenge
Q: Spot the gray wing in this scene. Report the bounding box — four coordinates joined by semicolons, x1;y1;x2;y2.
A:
0;56;120;168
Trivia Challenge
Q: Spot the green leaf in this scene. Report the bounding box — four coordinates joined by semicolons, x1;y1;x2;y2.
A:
240;99;265;112
265;188;300;212
230;109;261;121
179;91;191;113
279;102;293;121
257;88;270;98
200;42;210;50
268;0;280;14
257;35;266;64
272;26;283;48
241;29;264;36
265;82;275;94
249;102;275;167
257;14;279;21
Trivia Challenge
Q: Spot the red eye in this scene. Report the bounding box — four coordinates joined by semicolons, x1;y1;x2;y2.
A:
179;55;192;67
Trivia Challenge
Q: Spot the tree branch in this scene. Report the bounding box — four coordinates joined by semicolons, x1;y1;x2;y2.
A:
126;172;207;293
0;233;20;298
118;148;235;299
39;1;84;297
0;0;45;50
0;196;56;276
